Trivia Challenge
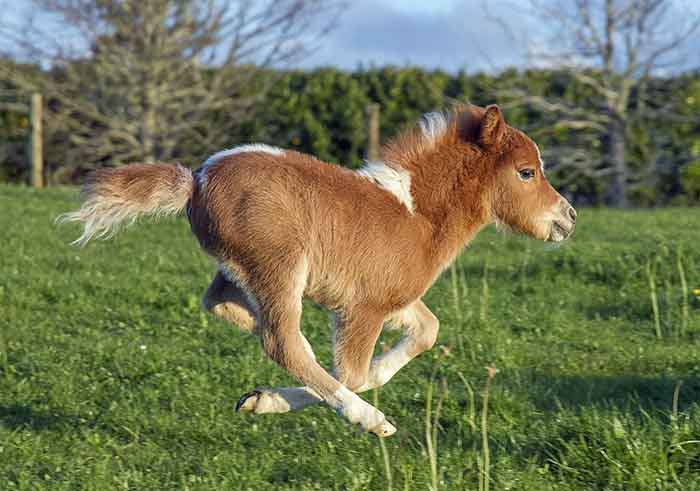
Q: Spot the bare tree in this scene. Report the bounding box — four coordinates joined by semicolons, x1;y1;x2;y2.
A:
0;0;342;177
487;0;700;206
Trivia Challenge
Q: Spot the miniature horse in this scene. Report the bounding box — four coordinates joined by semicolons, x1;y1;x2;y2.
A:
61;104;576;437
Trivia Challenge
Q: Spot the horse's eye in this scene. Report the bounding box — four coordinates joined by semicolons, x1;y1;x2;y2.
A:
518;169;535;181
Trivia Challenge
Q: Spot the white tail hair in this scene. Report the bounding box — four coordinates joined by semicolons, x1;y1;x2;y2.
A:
58;163;193;246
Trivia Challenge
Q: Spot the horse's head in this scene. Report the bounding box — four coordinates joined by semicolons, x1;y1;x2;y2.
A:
477;105;576;242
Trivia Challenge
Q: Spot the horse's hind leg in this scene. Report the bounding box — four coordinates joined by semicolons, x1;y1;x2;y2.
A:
202;270;257;333
203;267;325;411
236;331;324;413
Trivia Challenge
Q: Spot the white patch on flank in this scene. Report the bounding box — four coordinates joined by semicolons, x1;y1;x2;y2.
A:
358;161;415;213
202;144;285;168
419;111;448;144
199;144;284;190
218;262;260;316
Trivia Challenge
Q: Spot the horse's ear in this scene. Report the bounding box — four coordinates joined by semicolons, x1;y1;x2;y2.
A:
479;105;505;148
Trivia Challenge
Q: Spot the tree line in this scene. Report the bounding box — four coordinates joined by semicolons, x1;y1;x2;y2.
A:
2;0;699;207
3;62;700;206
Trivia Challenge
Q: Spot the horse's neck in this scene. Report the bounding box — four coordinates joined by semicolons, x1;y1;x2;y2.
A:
428;205;488;272
403;158;491;274
381;125;492;272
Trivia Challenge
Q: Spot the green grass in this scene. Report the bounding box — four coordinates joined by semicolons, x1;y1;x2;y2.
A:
1;183;700;490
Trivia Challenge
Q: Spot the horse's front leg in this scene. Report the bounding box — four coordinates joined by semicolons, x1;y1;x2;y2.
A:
238;300;438;414
239;307;389;410
236;270;395;436
356;300;439;391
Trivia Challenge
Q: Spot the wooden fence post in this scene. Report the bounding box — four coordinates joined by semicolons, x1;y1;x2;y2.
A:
30;92;43;188
366;103;380;161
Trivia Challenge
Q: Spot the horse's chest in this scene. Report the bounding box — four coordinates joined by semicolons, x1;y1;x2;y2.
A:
305;260;428;314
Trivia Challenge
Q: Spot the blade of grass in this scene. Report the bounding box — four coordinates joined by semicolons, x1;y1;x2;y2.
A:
646;259;662;339
479;259;489;324
457;371;477;432
425;375;437;491
373;388;393;491
677;248;689;337
480;367;498;491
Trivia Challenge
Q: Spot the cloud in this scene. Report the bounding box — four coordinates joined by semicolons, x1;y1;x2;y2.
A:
301;0;528;72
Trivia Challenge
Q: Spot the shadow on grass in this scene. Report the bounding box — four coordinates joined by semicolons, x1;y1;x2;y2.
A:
491;370;700;478
0;404;83;431
580;297;650;323
509;369;700;413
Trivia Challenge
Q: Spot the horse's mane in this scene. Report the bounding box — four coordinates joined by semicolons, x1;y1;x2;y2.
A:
380;104;485;170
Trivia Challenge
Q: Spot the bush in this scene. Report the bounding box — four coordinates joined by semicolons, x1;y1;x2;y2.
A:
680;161;700;204
628;184;658;208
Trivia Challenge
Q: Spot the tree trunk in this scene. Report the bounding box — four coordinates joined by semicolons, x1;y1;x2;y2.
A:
30;92;44;188
141;81;158;163
365;103;380;161
603;116;628;207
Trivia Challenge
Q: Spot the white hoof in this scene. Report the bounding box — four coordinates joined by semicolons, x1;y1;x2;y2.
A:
235;389;291;414
332;386;397;436
235;389;262;413
369;419;397;437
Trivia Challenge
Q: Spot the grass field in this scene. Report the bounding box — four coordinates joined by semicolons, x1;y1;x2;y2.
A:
1;184;700;490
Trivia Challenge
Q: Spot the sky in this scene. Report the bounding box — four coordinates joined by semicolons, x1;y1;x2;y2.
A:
300;0;526;72
0;0;528;73
2;0;697;74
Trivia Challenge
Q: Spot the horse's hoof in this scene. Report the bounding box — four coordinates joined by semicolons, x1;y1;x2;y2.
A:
369;419;397;437
235;390;262;413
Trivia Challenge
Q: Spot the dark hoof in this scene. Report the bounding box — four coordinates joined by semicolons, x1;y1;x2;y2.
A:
235;389;262;413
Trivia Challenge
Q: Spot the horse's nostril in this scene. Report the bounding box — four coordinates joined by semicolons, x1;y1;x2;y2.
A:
568;207;577;223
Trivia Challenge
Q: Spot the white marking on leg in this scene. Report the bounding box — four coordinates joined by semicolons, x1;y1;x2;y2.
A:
301;334;316;362
358;303;437;392
330;386;387;430
198;144;285;190
357;306;418;391
244;387;322;413
357;161;414;213
357;338;414;392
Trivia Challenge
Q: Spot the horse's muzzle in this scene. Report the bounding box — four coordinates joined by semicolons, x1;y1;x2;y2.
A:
547;201;576;242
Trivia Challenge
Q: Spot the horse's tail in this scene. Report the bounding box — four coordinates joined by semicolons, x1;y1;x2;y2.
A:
58;163;194;246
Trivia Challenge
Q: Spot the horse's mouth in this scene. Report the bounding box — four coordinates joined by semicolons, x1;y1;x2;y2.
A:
547;220;575;242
